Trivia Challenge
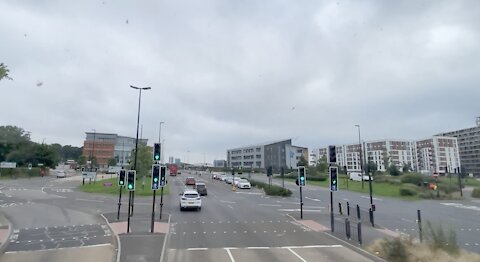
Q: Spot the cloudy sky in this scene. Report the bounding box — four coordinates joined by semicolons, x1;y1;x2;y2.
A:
1;0;479;163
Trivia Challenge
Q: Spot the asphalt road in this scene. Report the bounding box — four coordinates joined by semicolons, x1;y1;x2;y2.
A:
251;173;480;253
161;171;379;262
0;172;116;262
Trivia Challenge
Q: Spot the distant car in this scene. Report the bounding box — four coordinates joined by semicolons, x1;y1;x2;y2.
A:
185;177;196;186
219;175;227;181
179;190;202;211
232;177;242;186
56;171;66;178
195;182;207;196
349;172;372;181
236;179;251;189
225;176;233;184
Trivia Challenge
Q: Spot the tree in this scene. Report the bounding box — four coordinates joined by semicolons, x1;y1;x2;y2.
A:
34;144;59;168
0;63;12;81
402;163;411;173
130;145;153;178
108;158;117;167
367;161;378;173
388;164;401;176
78;155;86;165
297;155;308;167
0;126;31;162
315;155;328;173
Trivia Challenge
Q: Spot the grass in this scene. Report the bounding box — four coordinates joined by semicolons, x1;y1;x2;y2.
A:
80;177;170;196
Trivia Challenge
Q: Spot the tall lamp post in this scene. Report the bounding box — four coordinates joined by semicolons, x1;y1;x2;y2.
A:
355;125;364;190
130;85;151;217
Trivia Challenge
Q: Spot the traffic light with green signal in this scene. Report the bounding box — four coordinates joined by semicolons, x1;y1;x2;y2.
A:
298;166;306;186
127;170;136;191
118;169;126;187
151;164;160;190
329;166;338;192
153;143;161;162
160;165;167;187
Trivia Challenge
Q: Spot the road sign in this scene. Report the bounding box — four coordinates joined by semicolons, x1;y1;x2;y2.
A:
0;162;16;168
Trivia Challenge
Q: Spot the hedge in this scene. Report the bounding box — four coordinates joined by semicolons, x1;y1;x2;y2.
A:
399;183;419;196
472;188;480;198
250;179;292;197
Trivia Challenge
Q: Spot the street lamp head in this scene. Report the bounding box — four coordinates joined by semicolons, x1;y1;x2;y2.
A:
130;85;151;90
355;124;360;128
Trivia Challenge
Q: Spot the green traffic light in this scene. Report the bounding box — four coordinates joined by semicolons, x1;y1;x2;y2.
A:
155;155;159;160
128;184;133;189
154;177;158;182
120;181;124;185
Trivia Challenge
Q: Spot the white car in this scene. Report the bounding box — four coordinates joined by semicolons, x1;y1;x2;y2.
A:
236;179;251;189
180;190;202;211
349;172;373;181
232;177;242;186
56;170;66;178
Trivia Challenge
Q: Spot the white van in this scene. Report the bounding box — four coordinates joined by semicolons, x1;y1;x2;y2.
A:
349;172;372;181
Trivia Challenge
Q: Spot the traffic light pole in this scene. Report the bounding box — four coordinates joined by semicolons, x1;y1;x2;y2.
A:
117;186;123;220
159;187;164;220
127;191;132;233
330;191;334;232
299;186;303;219
151;189;156;233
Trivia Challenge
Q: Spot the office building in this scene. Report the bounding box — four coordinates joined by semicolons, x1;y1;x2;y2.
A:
227;139;308;172
213;160;227;168
83;132;147;169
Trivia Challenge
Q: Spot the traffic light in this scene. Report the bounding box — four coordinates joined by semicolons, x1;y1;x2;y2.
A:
118;169;126;187
127;170;136;191
298;166;306;186
231;168;235;176
330;166;338;192
151;165;160;190
160;165;167;187
328;145;336;163
153;143;161;162
267;166;273;177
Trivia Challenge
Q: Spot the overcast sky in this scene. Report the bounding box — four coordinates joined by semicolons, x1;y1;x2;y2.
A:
1;0;479;163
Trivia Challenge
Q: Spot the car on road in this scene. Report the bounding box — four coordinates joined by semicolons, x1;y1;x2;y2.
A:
349;172;373;181
236;179;251;189
185;177;196;186
232;177;242;186
56;170;66;178
195;182;208;196
219;175;227;181
179;190;202;211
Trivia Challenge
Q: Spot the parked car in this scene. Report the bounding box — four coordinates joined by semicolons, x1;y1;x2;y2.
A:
195;182;208;196
179;190;202;211
225;176;234;184
349;172;372;181
219;175;228;181
56;170;66;178
232;177;242;186
185;177;196;186
236;179;251;189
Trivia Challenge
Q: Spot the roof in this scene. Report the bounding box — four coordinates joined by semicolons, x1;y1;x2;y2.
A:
183;189;199;194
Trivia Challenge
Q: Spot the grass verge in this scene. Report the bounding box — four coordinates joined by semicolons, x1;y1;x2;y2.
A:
80;177;170;196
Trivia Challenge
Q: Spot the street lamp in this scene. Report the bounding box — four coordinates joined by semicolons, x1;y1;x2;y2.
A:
159;122;165;163
355;125;364;190
130;85;151;218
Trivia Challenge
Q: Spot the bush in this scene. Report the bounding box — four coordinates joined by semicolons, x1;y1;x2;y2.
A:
419;190;436;199
425;221;459;255
379;238;408;262
472;188;480;198
438;184;459;194
250;179;292;197
401;173;424;186
399;183;419;196
308;175;327;182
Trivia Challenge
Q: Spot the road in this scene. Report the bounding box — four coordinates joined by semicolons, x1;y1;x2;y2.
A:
250;173;480;253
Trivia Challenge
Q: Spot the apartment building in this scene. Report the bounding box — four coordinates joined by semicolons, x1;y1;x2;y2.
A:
415;136;460;174
309;148;327;166
439;117;480;176
364;140;416;172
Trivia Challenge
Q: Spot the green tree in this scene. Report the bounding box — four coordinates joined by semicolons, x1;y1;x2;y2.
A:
0;126;31;162
297;155;308;167
315;155;328;173
108;158;117;167
0;63;12;81
130;145;153;178
78;155;86;165
402;163;410;173
367;161;378;173
34;144;59;168
388;164;401;176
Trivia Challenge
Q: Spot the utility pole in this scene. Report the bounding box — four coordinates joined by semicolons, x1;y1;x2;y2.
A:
355;125;364;190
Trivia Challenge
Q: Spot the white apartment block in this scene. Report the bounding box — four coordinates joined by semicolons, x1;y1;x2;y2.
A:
415;136;461;175
364;140;416;172
309;148;327;166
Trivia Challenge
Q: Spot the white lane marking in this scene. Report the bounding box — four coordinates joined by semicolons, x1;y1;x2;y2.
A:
220;200;236;204
278;209;322;212
225;248;236;262
360;195;382;201
401;218;414;223
4;244;112;254
305;196;321;202
75;198;104;203
235;192;262;195
286;248;307;262
440;203;480;212
258;204;282;207
187;248;208;251
303;206;325;209
282;245;342;249
247;247;270;250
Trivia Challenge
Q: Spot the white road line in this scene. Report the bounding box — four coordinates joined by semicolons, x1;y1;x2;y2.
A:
305;197;321;202
75;198;104;203
286;248;307;262
258;204;282;207
225;248;236;262
187;248;208;251
4;243;112;254
220;200;236;204
247;247;270;250
278;209;322;212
